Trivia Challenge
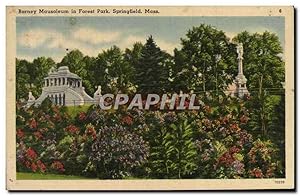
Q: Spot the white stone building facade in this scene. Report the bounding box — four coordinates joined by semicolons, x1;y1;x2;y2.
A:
27;66;95;107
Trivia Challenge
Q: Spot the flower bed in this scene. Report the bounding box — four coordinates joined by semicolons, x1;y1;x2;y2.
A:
16;96;284;179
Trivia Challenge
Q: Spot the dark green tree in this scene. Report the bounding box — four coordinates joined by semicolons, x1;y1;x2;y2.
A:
136;36;171;95
271;94;285;177
16;59;31;100
82;55;97;95
32;57;56;94
124;42;144;72
16;57;55;100
124;42;144;92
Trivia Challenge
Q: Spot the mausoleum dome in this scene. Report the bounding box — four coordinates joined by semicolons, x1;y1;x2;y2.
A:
46;66;81;79
57;66;70;74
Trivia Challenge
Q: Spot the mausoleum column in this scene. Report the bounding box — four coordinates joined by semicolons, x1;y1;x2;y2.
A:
58;93;61;105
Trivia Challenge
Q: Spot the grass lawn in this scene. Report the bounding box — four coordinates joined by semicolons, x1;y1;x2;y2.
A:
17;172;91;180
66;104;92;118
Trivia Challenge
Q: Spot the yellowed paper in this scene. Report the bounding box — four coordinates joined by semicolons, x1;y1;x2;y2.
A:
7;6;294;190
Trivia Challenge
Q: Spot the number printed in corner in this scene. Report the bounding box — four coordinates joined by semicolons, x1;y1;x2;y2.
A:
274;180;285;184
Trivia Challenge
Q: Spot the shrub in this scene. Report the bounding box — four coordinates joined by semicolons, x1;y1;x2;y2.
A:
89;125;149;179
245;139;281;178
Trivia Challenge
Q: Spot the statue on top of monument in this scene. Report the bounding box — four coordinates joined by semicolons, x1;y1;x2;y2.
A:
236;43;244;59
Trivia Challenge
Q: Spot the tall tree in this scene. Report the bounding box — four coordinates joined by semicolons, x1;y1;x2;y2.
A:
92;46;135;94
82;55;97;95
124;42;144;91
233;31;285;136
32;57;56;94
58;49;87;78
135;36;170;95
16;59;31;100
124;42;144;72
58;50;93;95
173;24;236;93
16;57;55;100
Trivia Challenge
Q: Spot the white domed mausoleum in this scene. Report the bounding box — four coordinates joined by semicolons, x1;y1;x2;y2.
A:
26;66;95;107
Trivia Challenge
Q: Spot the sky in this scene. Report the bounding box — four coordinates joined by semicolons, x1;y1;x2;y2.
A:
16;16;285;63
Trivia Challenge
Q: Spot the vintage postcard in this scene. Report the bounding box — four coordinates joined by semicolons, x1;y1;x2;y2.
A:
6;6;295;190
